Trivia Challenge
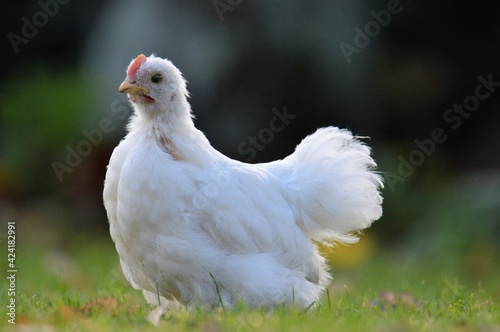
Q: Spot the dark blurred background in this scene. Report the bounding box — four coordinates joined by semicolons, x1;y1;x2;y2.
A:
1;1;499;276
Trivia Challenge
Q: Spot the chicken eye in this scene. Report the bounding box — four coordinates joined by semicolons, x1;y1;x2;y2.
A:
151;74;163;84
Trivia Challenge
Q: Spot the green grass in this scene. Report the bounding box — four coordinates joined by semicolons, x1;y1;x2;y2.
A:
2;237;499;332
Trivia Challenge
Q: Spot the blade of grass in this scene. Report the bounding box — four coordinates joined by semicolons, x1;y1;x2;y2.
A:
209;272;225;310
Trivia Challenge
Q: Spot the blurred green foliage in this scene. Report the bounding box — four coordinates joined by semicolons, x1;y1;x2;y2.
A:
0;67;90;198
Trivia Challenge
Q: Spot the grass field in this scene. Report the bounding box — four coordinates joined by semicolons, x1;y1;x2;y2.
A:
2;233;499;332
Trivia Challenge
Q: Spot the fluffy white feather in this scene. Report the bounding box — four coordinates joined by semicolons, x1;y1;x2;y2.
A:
104;54;383;310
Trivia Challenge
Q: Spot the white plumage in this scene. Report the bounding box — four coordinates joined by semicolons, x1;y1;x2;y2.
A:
104;54;383;310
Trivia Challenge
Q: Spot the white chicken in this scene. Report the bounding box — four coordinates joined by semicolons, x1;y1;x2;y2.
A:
104;54;383;310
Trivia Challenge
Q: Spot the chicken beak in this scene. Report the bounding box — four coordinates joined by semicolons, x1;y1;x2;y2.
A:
118;80;149;94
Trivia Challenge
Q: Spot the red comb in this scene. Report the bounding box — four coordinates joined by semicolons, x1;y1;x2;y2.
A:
127;54;147;77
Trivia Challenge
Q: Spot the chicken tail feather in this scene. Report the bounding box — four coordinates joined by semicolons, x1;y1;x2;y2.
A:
282;127;383;243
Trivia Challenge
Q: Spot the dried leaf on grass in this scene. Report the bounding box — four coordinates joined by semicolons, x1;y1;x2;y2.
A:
372;291;420;310
78;297;119;315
